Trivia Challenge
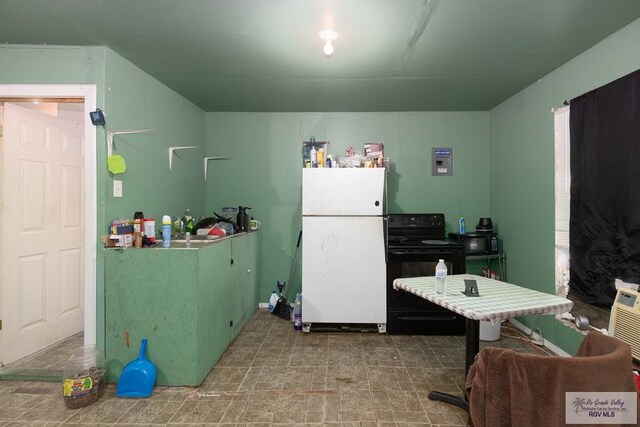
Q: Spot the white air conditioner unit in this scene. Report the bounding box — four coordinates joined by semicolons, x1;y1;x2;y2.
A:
609;288;640;362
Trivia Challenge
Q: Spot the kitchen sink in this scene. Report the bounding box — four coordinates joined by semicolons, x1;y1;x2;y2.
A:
145;235;222;249
172;235;221;242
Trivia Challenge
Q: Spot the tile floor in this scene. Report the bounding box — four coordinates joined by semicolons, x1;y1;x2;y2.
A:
0;333;84;381
0;309;546;426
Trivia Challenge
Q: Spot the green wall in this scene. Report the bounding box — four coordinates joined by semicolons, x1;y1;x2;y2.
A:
0;45;207;350
6;14;639;357
99;49;206;349
489;18;640;354
102;49;206;222
0;45;106;84
205;112;490;301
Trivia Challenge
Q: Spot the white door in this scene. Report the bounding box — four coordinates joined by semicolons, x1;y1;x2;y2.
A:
302;168;386;216
1;103;85;365
302;216;386;324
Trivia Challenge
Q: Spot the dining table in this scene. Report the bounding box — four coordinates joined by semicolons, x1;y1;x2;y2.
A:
393;274;574;409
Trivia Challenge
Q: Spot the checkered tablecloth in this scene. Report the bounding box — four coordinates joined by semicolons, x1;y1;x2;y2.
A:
393;274;573;323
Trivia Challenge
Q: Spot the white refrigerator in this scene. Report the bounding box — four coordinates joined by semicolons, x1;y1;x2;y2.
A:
301;168;387;332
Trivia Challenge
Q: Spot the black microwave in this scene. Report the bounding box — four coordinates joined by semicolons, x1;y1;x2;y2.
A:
449;232;499;255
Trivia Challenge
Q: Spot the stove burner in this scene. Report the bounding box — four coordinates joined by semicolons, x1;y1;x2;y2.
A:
421;239;450;245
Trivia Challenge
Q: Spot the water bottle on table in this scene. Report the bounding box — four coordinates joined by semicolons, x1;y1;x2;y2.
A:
435;259;447;294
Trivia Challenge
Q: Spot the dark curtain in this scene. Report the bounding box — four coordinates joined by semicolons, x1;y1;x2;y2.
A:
569;69;640;308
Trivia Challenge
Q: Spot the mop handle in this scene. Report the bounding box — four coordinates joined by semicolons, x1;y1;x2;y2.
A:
285;230;303;297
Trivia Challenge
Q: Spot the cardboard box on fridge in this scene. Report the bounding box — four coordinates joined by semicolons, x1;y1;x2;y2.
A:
364;142;384;158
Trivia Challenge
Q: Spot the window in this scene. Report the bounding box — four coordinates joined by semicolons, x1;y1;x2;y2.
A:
554;105;570;298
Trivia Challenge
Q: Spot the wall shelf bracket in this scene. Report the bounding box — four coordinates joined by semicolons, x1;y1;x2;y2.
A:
169;146;199;170
204;156;230;181
106;129;155;157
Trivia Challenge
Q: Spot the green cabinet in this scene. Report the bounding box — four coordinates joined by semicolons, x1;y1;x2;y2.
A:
105;232;259;386
229;234;260;340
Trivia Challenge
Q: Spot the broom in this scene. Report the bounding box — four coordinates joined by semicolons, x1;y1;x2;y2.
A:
272;230;302;320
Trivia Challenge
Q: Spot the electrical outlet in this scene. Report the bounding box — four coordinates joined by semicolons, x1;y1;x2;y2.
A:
113;180;123;198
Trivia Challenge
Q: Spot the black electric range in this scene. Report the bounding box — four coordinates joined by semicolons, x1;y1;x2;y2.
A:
386;213;467;335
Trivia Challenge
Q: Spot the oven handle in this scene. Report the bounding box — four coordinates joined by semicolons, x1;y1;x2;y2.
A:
388;249;463;255
388;250;415;255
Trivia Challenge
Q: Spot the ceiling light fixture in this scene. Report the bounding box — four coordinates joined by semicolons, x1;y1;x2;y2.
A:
319;29;338;57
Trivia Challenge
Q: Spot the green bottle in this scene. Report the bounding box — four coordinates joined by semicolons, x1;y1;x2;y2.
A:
182;209;193;235
172;216;181;235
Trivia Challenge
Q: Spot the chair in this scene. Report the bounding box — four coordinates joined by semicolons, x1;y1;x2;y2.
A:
464;331;638;427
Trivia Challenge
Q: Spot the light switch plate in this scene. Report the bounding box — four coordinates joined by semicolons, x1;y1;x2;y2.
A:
113;180;123;198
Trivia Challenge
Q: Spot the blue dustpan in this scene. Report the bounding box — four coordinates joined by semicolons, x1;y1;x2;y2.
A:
116;338;156;398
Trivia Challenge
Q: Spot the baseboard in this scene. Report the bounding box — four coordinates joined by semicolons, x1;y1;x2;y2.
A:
508;319;571;357
0;367;62;382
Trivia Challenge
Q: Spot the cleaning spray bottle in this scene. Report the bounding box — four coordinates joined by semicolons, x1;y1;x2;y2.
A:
161;215;172;248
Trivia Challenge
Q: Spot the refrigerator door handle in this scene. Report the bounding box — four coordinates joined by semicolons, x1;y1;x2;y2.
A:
383;216;388;263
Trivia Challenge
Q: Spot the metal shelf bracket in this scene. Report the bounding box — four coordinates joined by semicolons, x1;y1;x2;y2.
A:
169;146;199;170
204;156;230;180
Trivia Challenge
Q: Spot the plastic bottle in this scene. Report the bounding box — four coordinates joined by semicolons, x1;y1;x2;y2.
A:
310;146;317;168
459;217;466;235
173;216;182;235
293;293;302;331
435;259;447;294
268;290;278;313
162;215;172;248
182;208;193;235
317;148;325;168
133;219;142;248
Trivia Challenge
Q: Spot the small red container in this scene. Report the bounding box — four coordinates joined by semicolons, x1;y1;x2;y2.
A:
143;218;156;243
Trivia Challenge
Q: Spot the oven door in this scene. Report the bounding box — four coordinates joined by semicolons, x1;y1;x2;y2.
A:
386;250;466;335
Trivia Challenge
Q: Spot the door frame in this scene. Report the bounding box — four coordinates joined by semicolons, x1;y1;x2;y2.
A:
0;84;97;348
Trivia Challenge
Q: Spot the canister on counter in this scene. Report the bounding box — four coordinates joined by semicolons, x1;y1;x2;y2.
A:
143;218;156;243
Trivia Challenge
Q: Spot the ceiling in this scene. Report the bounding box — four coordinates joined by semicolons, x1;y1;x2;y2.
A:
2;0;640;112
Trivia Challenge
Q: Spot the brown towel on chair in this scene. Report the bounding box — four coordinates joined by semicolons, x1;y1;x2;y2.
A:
465;332;638;427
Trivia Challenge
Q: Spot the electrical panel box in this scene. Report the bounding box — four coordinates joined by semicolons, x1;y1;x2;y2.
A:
432;147;453;176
